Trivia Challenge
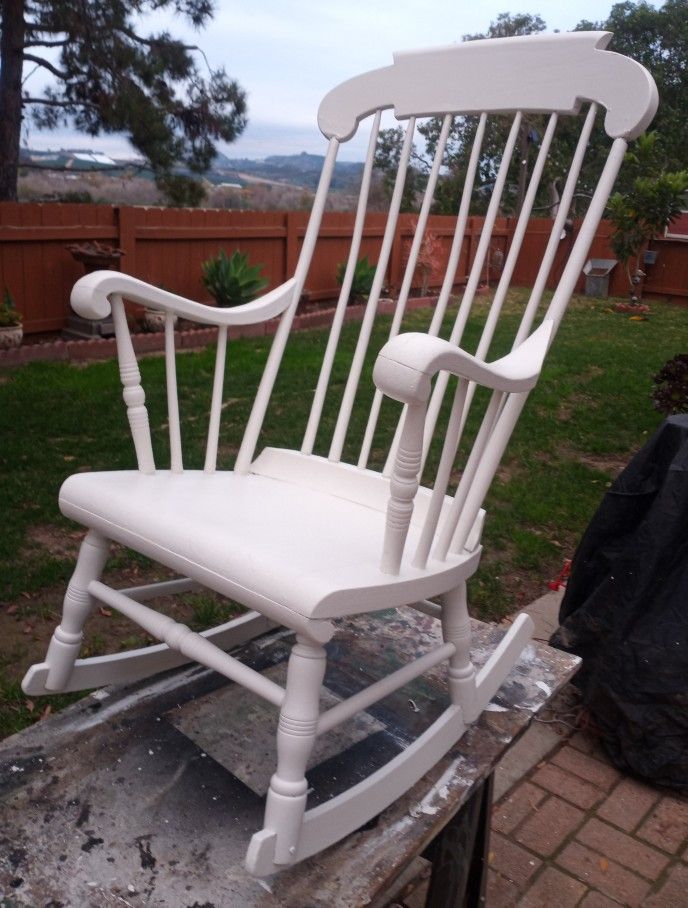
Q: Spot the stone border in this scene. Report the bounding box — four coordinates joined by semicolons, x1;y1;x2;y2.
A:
0;297;435;367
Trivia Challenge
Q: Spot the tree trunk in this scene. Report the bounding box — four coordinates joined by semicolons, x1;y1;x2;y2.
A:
0;0;26;201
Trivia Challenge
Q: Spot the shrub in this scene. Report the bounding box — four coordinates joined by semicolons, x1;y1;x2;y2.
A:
336;255;377;302
201;249;268;307
652;354;688;415
0;290;21;327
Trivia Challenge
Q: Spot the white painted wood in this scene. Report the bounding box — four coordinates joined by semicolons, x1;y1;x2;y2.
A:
412;378;469;569
318;33;657;142
514;103;599;348
165;312;183;474
22;610;275;695
476;113;558;362
204;324;228;473
25;33;657;877
264;636;327;863
88;582;286;706
111;295;155;474
405;598;442;619
317;641;455;735
381;403;425;574
302;111;382;456
246;704;465;875
71;271;298;325
441;583;478;721
374;319;554;399
383;111;487;479
475;613;535;711
329;117;416;463
544;137;629;332
57;468;482;624
419;113;522;468
44;531;109;690
235;139;340;474
358;115;452;470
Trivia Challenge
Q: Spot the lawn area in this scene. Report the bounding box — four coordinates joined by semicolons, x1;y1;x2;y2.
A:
1;290;685;738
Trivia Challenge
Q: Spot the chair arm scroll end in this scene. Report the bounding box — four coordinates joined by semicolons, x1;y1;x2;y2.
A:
373;339;433;406
375;321;554;395
70;270;120;320
70;272;299;326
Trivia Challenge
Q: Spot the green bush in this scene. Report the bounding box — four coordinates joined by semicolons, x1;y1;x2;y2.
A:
0;289;21;327
336;255;377;302
652;354;688;415
201;249;268;307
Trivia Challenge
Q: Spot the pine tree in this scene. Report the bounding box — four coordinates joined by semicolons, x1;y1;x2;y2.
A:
0;0;247;204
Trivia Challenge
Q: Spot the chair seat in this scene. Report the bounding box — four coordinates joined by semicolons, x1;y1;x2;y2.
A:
59;457;477;628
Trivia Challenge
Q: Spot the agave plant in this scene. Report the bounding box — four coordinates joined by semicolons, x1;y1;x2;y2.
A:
201;249;268;307
335;255;377;303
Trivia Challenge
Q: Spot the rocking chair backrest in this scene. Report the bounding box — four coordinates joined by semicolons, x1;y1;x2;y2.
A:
232;32;656;564
76;33;657;576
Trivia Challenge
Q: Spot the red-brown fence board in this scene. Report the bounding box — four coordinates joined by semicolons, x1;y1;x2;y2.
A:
1;202;686;334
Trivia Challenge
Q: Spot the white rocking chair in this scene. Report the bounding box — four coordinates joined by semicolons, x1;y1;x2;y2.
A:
23;32;656;875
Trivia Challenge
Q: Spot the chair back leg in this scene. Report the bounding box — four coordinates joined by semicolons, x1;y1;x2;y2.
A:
45;531;109;690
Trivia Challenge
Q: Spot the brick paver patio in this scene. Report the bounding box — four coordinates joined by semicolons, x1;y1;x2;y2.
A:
487;729;688;907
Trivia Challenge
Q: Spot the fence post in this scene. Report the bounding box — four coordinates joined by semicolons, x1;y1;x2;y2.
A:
390;214;406;291
285;211;300;283
118;206;137;275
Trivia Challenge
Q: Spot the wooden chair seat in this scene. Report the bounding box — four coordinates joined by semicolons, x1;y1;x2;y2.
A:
59;455;478;625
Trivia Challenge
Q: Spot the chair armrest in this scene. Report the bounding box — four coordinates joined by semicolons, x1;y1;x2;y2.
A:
70;270;298;327
373;319;554;404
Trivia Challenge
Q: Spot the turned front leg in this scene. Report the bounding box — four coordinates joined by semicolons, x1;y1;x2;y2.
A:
45;531;109;690
264;635;327;865
441;582;479;722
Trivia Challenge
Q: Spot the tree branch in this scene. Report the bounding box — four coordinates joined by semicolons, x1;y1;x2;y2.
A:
114;25;199;52
24;38;70;48
23;96;100;111
22;53;70;80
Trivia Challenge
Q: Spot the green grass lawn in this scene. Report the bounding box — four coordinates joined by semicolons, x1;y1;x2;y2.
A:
1;290;685;737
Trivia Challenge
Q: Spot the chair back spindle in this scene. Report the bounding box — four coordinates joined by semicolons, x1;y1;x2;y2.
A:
98;34;656;579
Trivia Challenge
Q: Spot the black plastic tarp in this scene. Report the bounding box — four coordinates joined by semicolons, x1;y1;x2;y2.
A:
551;414;688;789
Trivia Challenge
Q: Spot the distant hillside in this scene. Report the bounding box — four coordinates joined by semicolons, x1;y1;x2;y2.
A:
20;147;365;193
214;152;364;191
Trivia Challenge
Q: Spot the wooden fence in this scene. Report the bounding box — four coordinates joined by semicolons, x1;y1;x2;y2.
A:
1;202;685;334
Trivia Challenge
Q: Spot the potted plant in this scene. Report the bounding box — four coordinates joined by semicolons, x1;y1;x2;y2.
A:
607;133;688;304
0;290;22;349
201;249;268;307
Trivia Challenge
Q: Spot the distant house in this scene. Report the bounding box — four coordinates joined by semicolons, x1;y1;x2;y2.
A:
70;152;118;169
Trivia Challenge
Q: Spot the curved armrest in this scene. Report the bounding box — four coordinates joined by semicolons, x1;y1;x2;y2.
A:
373;319;554;405
70;270;298;327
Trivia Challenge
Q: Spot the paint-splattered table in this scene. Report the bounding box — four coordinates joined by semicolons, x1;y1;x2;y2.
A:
0;610;578;906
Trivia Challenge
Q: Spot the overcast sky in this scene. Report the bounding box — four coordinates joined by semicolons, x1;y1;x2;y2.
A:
22;1;659;161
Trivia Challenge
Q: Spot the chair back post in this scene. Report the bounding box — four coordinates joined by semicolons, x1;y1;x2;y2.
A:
380;401;426;574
